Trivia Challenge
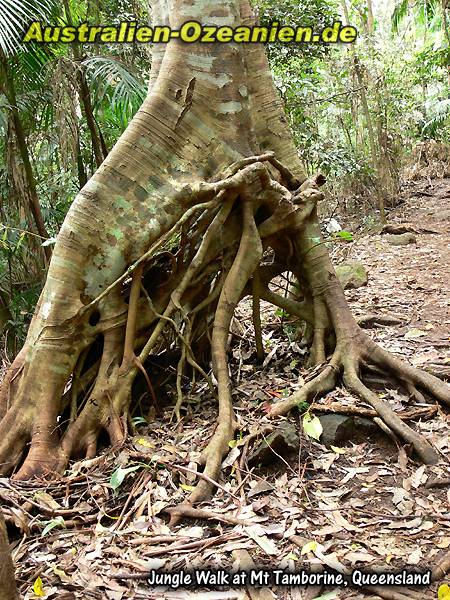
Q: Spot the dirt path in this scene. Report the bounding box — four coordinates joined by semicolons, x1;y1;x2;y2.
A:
341;178;450;375
3;180;450;600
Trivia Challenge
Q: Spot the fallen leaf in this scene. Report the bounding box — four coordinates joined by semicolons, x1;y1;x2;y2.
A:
330;445;346;454
300;541;318;556
404;328;427;339
33;577;45;597
303;413;323;440
244;525;279;556
407;548;423;565
386;517;422;529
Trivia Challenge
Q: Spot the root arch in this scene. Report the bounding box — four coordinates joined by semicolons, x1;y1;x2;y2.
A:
0;153;448;506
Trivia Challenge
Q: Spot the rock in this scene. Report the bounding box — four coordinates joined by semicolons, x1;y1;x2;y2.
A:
385;233;417;246
381;224;415;235
248;423;299;467
335;261;368;290
318;414;388;447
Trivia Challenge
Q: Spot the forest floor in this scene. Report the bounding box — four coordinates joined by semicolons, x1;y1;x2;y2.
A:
2;178;450;600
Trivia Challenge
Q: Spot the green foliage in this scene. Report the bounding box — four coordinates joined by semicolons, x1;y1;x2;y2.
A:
41;516;65;536
302;412;323;440
297;400;310;412
421;98;450;139
109;465;140;492
0;0;55;56
255;0;339;65
84;55;147;129
334;230;354;241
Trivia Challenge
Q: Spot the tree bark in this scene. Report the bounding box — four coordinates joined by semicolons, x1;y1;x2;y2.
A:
0;509;18;600
340;0;386;221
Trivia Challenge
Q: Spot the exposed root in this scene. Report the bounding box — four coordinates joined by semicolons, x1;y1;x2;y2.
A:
0;150;447;521
269;314;443;464
343;361;439;464
185;194;263;507
252;271;264;363
268;362;338;417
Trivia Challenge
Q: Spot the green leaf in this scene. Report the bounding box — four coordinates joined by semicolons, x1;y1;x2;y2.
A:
330;445;346;454
334;230;353;241
109;465;140;492
41;515;65;536
180;483;196;491
297;400;310;412
302;413;323;441
0;0;55;56
300;540;318;555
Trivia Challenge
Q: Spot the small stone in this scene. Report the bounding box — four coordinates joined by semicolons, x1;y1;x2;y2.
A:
248;423;299;466
385;233;417;246
335;261;368;290
318;415;379;447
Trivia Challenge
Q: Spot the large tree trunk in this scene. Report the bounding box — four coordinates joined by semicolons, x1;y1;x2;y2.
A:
0;0;448;509
0;508;18;600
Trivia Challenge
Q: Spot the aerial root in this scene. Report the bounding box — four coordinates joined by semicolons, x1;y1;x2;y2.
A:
268;331;442;464
0;152;307;479
167;196;263;524
0;348;26;420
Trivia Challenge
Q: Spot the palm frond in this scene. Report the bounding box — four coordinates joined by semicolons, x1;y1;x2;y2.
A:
391;0;441;31
0;0;55;56
391;0;410;31
83;56;147;123
422;98;450;137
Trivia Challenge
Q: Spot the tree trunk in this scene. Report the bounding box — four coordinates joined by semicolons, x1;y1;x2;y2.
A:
341;0;385;221
0;0;447;510
0;509;18;600
0;54;51;261
366;0;375;34
63;0;108;168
